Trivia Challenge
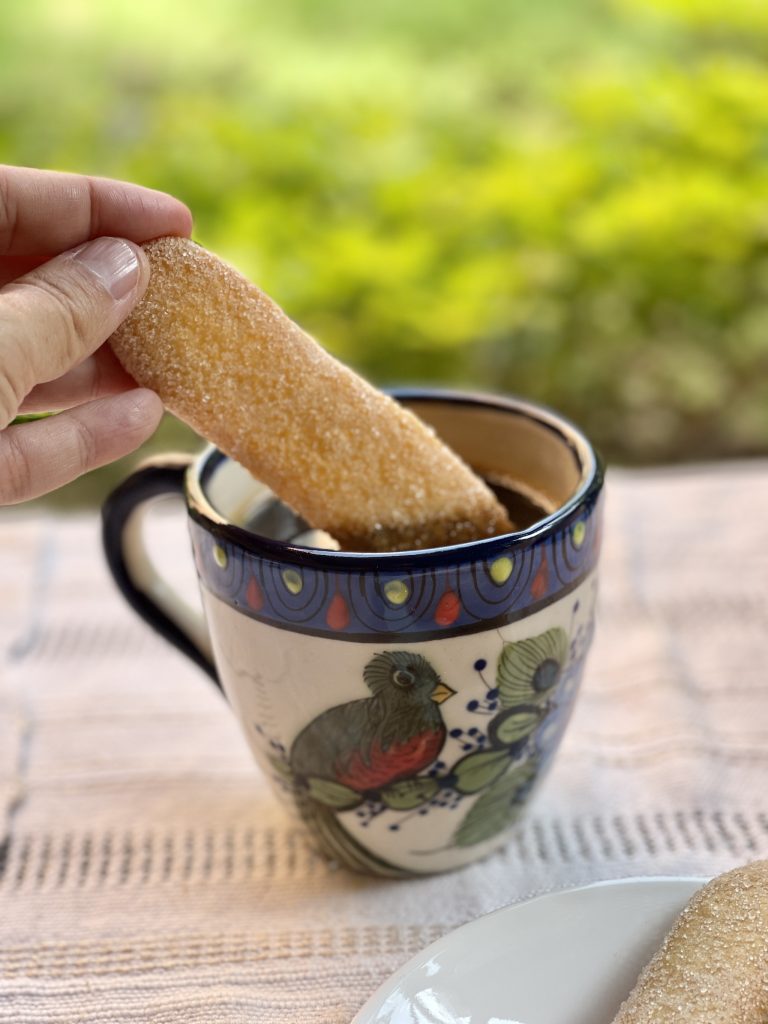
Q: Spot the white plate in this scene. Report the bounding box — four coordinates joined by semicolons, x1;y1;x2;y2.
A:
354;876;705;1024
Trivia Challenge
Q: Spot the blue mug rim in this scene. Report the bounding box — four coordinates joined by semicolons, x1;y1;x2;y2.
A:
188;387;606;573
185;388;604;571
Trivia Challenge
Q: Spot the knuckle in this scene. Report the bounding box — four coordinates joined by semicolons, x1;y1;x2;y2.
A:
69;413;99;471
0;169;16;252
0;255;107;416
0;428;32;505
0;312;36;425
85;176;99;238
16;274;95;365
0;361;24;427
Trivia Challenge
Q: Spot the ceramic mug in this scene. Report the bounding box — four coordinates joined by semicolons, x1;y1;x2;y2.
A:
102;389;603;877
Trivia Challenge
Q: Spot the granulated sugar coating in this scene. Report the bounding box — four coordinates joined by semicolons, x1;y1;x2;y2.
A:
110;237;513;551
612;859;768;1023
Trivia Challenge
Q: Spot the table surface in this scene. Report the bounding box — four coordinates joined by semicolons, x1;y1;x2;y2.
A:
2;461;768;1023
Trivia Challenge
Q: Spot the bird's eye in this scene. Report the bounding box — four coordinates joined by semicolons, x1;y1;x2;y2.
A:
393;669;415;688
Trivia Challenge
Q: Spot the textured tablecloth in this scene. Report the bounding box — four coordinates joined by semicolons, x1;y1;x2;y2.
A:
2;461;768;1023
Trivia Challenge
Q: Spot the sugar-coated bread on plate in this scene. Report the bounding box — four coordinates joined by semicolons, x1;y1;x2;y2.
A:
110;237;513;552
611;858;768;1023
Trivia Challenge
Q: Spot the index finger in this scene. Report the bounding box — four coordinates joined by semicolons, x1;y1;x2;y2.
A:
0;165;193;256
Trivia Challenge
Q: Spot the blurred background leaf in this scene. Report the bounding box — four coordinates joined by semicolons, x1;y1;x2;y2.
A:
2;0;768;507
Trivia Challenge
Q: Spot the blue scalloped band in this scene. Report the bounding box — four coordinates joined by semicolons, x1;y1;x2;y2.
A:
188;489;603;643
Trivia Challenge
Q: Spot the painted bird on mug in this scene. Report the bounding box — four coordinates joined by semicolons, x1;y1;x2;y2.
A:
289;651;456;793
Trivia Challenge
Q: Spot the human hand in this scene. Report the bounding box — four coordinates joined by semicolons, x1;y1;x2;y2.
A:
0;165;192;504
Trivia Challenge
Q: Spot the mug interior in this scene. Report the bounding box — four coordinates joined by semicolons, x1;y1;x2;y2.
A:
406;397;584;513
201;392;594;549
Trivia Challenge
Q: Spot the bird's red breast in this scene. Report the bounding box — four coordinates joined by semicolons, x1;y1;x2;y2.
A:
334;726;445;791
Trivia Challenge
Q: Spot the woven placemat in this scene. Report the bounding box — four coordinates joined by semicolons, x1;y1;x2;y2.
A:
2;462;768;1022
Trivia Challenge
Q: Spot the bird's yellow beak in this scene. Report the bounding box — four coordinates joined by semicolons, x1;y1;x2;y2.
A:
430;681;456;704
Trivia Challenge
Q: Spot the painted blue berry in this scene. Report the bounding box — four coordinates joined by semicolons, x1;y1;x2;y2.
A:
467;700;479;711
468;727;479;736
388;824;400;832
449;728;464;738
474;658;487;671
487;688;499;700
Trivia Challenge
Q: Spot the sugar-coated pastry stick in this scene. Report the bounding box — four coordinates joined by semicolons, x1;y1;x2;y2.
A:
612;859;768;1024
110;237;513;551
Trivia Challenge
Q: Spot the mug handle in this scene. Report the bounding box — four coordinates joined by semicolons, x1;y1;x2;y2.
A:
101;454;222;692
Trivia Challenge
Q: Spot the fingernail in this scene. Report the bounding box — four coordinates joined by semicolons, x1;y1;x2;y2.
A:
72;238;141;301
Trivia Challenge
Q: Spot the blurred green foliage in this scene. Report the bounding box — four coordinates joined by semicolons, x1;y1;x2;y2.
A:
2;0;768;506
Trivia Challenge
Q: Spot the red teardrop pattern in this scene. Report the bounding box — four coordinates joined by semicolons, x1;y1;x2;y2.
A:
246;575;264;610
434;589;461;626
530;554;548;600
326;592;350;630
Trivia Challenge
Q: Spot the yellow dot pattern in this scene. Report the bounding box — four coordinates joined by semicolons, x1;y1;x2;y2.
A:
383;579;409;605
282;568;303;595
489;556;514;585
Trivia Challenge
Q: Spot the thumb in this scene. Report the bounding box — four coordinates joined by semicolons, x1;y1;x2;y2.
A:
0;237;149;427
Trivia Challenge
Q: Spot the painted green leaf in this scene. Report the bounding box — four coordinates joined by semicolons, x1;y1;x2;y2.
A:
301;797;411;879
452;748;512;794
497;627;569;708
268;755;292;779
489;707;542;746
307;776;363;809
454;758;539;847
380;776;439;810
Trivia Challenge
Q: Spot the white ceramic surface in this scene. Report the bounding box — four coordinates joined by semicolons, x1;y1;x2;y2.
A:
203;576;598;875
353;877;705;1024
